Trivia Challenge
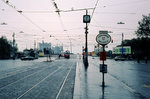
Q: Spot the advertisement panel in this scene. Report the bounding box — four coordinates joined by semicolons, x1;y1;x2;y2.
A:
113;46;131;54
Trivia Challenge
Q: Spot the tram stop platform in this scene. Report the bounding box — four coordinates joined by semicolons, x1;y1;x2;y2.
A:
73;58;140;99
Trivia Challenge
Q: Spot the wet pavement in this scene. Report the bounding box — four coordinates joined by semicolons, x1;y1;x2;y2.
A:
0;56;76;99
73;56;150;99
0;55;150;99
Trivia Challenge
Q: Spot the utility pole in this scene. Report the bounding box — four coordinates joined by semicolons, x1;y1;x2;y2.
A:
85;11;88;66
12;32;15;59
70;40;72;53
122;33;124;57
83;9;90;66
34;40;36;50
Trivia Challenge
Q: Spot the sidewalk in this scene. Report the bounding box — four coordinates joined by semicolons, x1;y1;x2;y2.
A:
73;59;141;99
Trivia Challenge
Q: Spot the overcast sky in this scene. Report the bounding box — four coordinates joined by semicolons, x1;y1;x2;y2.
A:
0;0;150;53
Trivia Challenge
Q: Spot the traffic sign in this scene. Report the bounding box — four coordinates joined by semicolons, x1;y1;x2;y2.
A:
96;32;111;45
100;64;107;73
100;51;106;61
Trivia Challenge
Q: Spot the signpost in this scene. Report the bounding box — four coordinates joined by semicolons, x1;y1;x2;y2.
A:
83;10;90;66
96;30;111;87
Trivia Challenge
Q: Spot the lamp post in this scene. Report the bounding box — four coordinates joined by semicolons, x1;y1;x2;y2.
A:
122;33;124;57
83;10;90;66
117;22;125;57
12;32;15;60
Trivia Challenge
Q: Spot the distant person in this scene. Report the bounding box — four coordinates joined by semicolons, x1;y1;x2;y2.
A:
58;54;61;59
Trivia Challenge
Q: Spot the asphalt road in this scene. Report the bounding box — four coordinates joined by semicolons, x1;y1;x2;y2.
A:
0;55;150;99
0;56;76;99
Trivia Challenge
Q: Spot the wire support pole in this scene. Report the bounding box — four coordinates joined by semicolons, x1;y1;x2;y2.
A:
84;10;89;66
102;45;105;87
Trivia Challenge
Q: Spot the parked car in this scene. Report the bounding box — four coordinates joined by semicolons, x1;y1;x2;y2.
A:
21;56;34;60
114;56;126;61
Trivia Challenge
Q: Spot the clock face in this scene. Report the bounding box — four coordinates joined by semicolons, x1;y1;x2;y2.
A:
83;15;90;23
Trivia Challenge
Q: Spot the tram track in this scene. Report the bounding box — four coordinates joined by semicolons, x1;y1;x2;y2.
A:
55;63;73;99
0;63;64;98
17;66;62;99
0;62;57;90
16;62;75;99
0;62;50;80
0;58;77;99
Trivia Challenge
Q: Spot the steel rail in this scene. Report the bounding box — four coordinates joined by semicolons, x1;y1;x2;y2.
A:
0;63;56;90
55;64;73;99
0;63;52;80
17;66;62;99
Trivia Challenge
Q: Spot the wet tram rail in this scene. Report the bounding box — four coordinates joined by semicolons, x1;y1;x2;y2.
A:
0;58;76;99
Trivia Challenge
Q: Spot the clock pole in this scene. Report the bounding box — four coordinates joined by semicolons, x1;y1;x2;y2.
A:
83;9;90;67
85;10;88;66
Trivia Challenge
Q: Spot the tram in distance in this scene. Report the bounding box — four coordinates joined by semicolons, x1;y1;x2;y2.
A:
64;50;70;59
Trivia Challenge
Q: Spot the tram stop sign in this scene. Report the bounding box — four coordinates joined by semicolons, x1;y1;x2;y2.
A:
96;31;111;45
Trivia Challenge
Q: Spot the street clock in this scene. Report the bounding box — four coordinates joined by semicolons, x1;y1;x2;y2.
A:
83;15;90;23
96;32;111;45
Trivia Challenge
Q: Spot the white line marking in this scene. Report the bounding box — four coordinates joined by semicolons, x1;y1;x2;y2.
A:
0;65;54;90
17;67;62;99
0;64;44;80
55;65;73;99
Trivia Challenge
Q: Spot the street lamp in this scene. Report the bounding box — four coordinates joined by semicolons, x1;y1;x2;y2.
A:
117;22;125;57
83;10;90;66
117;22;125;24
121;33;124;57
12;32;15;59
1;22;7;25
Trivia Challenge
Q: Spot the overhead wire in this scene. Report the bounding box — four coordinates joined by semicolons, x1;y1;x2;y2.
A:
50;0;73;52
90;25;136;30
49;35;64;46
90;0;100;23
21;10;55;13
1;0;46;32
21;8;94;14
49;0;100;51
94;12;136;15
100;0;149;8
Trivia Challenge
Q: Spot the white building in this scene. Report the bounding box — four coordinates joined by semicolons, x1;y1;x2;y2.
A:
39;41;51;52
52;46;63;55
94;44;103;55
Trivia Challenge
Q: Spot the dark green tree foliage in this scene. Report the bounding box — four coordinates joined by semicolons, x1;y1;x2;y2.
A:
115;14;150;60
0;36;12;59
136;14;150;38
123;38;150;59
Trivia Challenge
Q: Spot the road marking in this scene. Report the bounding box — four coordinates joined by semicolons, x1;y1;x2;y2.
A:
17;66;62;99
73;62;81;99
0;64;54;90
0;64;44;80
55;64;73;99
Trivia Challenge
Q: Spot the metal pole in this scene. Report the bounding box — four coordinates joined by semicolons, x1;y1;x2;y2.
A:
12;32;15;60
84;10;88;66
102;45;105;87
70;41;72;53
122;33;124;57
34;40;36;50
